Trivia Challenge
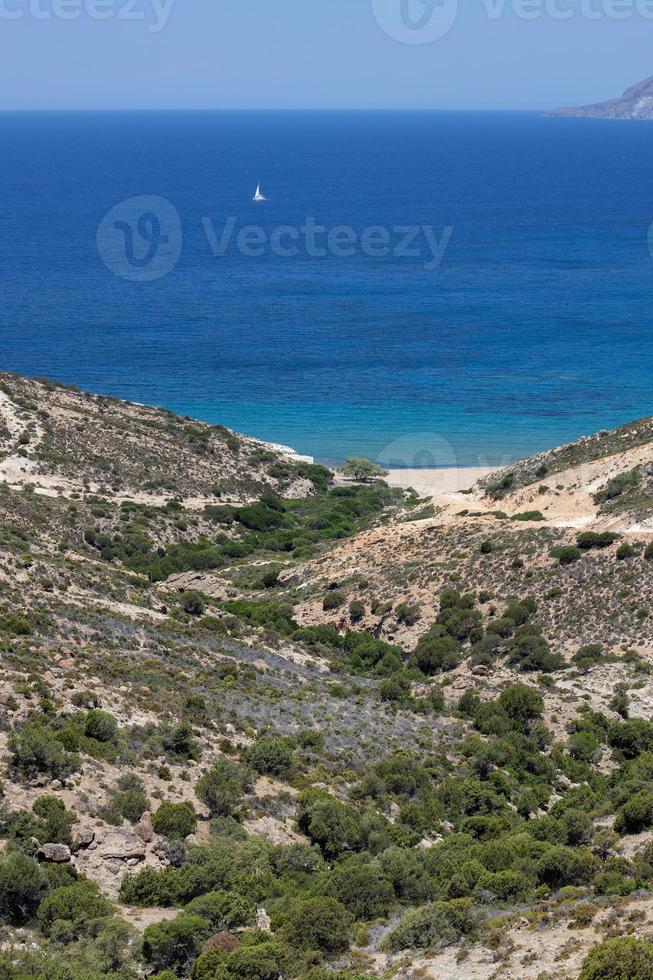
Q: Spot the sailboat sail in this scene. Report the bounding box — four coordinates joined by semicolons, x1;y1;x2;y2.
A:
253;183;266;201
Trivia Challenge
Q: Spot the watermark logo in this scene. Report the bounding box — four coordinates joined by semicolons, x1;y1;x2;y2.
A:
0;0;175;32
97;202;453;282
371;0;653;43
97;195;182;282
486;0;653;20
378;432;459;470
371;0;459;43
202;216;453;271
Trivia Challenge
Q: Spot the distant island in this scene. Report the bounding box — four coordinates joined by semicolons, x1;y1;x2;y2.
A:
550;74;653;119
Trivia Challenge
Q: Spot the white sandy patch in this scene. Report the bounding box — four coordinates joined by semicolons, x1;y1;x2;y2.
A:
385;466;498;497
0;453;40;480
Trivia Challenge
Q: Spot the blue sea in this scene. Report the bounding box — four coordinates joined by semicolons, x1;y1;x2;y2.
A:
1;110;652;467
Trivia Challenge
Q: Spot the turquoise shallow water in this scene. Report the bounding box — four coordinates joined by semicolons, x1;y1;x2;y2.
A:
1;110;652;466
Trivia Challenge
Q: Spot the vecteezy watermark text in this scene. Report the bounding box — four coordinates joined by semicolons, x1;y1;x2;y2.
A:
201;216;453;272
0;0;175;32
372;0;653;45
96;196;455;281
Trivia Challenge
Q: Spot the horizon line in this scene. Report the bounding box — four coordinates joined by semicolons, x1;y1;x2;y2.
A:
0;106;557;114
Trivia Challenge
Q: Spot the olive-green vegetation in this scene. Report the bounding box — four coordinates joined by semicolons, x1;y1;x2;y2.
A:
3;375;653;979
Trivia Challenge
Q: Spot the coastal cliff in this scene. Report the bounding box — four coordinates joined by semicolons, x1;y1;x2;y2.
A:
550;74;653;119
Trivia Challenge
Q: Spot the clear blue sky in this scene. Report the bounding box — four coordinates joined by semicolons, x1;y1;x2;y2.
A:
1;0;650;110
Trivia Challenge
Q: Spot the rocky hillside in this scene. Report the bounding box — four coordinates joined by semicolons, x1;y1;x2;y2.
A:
476;414;653;531
549;74;653;119
2;378;653;980
0;373;319;505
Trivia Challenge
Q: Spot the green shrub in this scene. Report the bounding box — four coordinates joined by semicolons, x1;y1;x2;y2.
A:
325;863;394;920
576;531;619;550
498;685;543;726
383;898;479;952
572;643;604;668
476;869;531;901
196;759;253;817
0;611;32;635
245;736;294;779
0;852;47;924
37;879;113;937
594;470;639;505
535;846;597;888
344;632;403;673
143;913;211;972
297;791;361;859
339;457;388;482
379;673;411;704
349;600;365;622
396;602;421;626
551;545;582;565
568;731;600;763
296;729;325;751
283;896;352;954
323;591;345;611
221;599;298;636
412;635;462;675
376;753;430;796
235;500;285;531
32;795;75;846
184;891;255;930
9;723;75;780
608;718;653;759
615;790;653;833
204;504;235;524
162;721;197;759
84;709;118;743
593;871;635;896
101;773;149;824
580;937;653;979
180;591;206;616
509;627;562;673
152;802;197;840
487;472;514;498
212;940;290;980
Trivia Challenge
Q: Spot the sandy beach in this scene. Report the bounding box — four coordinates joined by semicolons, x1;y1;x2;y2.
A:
384;466;498;497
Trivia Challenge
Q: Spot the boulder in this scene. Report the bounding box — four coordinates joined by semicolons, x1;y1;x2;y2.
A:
135;811;155;843
38;843;71;863
99;844;146;861
74;828;95;850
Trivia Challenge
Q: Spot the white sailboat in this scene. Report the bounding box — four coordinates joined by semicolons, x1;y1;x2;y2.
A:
253;182;267;202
